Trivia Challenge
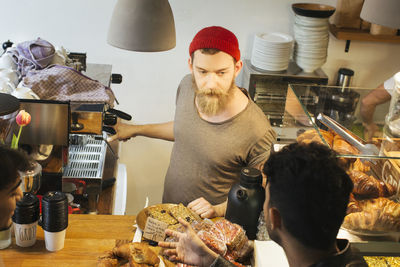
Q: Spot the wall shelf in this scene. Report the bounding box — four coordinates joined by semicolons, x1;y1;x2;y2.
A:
329;24;400;44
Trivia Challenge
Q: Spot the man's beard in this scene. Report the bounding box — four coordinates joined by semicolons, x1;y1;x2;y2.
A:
193;75;236;116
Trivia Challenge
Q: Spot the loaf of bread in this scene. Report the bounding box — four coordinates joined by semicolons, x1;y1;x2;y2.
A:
212;219;247;251
349;170;396;198
343;198;400;232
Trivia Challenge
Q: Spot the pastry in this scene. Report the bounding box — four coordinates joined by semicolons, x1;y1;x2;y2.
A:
349;170;396;198
296;129;333;147
112;242;160;266
96;257;118;267
145;206;178;225
168;203;201;224
347;194;362;214
351;158;370;173
332;135;359;155
343;198;400;232
97;251;118;267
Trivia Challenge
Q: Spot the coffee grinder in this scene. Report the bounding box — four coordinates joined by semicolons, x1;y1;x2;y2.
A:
322;68;360;127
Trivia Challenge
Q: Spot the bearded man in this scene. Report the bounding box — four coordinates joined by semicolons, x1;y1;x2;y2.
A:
110;26;276;206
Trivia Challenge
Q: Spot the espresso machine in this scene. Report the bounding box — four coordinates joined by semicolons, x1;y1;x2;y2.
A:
13;63;128;214
16;98;129;213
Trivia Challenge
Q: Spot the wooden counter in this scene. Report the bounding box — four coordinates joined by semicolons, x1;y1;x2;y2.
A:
0;214;136;267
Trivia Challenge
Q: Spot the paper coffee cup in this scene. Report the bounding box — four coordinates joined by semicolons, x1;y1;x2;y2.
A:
44;229;66;251
0;225;12;249
14;221;38;247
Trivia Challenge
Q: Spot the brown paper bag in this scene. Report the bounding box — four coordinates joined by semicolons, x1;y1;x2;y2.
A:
333;0;364;29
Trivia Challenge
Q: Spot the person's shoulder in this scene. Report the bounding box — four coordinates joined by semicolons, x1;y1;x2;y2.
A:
179;74;192;87
245;97;270;125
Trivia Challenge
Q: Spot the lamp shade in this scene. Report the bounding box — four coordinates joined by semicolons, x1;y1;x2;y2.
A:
107;0;176;52
360;0;400;29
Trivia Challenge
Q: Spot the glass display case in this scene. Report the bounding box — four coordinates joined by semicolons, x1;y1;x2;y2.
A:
279;84;400;256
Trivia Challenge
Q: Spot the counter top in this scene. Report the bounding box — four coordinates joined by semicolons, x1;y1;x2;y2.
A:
0;214;135;267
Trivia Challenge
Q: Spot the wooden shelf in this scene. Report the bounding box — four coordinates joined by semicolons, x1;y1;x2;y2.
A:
329;24;400;44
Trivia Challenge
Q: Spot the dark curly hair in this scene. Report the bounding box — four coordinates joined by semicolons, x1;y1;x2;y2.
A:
263;142;353;250
0;145;31;190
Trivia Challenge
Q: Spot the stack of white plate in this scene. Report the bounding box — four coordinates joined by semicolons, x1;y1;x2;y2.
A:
293;14;329;73
250;32;293;72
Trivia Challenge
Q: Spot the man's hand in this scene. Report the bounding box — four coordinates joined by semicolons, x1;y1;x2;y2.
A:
107;121;175;142
159;218;218;267
188;197;226;218
107;121;139;142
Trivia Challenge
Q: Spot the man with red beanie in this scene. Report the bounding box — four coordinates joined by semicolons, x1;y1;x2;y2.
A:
110;26;276;211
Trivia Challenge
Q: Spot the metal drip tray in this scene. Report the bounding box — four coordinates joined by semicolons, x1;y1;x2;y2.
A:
63;136;107;179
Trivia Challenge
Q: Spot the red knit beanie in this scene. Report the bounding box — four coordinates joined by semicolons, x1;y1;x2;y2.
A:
189;26;241;61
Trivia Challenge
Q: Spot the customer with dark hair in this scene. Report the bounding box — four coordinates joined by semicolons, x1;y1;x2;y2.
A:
0;145;30;231
159;142;367;267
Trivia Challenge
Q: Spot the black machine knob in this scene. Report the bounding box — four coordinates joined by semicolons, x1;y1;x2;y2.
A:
2;40;13;51
108;108;132;121
103;113;118;126
103;126;116;135
111;74;122;84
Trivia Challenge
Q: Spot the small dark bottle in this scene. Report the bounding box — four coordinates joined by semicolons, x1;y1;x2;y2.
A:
225;167;265;240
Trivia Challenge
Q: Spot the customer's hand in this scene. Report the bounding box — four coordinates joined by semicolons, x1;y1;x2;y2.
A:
159;218;218;267
188;197;226;218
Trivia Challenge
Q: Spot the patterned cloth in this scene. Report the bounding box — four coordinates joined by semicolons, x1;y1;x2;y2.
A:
22;64;115;106
8;38;55;78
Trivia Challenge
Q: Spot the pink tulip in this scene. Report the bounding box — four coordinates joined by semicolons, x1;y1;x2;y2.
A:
16;110;31;126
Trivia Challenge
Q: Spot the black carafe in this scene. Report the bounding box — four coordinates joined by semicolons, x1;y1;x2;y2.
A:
225;167;265;240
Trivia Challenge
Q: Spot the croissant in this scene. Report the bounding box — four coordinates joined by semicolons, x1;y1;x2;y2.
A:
297;129;317;143
349;170;396;198
343;198;400;232
296;129;333;147
351;158;370;173
333;135;359;155
347;194;362;214
97;250;118;267
112;243;160;266
359;198;400;218
96;257;118;267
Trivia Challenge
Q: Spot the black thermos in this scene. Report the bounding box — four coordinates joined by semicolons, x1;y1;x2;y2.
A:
225;167;265;240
